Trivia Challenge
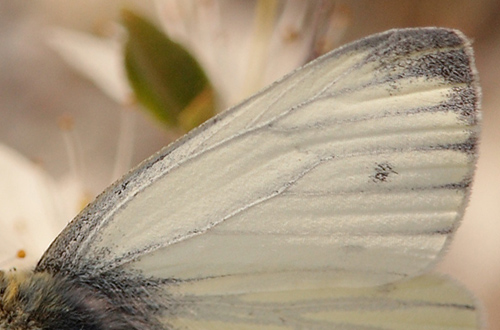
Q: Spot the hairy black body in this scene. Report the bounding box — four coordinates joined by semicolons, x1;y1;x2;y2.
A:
0;271;166;330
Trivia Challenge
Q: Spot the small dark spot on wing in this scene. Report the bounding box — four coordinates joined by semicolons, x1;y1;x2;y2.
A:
371;162;398;183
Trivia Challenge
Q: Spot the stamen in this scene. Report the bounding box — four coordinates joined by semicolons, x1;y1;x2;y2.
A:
111;103;137;181
58;114;86;187
16;250;26;259
57;114;93;214
282;26;300;43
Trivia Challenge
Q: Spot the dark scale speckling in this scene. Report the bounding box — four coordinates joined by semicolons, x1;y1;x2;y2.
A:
361;31;475;98
445;86;480;123
401;50;472;84
372;29;464;63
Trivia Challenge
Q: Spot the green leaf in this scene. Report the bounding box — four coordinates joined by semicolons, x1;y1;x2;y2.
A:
122;9;215;130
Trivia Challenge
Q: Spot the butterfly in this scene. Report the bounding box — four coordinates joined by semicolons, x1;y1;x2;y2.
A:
0;27;481;329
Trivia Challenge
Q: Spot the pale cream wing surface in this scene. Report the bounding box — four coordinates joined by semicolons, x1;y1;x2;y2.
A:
38;27;479;285
166;274;479;329
36;28;480;329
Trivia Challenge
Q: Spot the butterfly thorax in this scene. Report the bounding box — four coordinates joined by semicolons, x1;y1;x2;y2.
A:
0;270;130;330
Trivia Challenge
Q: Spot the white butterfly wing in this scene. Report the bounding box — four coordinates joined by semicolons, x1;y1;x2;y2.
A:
37;28;481;329
166;274;479;329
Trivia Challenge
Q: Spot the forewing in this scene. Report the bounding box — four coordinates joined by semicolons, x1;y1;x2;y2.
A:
38;28;479;290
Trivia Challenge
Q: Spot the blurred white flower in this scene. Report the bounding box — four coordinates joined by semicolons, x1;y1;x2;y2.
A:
0;144;85;270
155;0;344;108
47;27;133;104
46;1;347;113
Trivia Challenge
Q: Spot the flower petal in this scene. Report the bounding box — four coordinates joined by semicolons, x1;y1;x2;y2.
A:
46;27;133;104
0;144;70;270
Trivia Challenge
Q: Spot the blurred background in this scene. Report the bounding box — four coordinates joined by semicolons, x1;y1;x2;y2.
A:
0;0;499;328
